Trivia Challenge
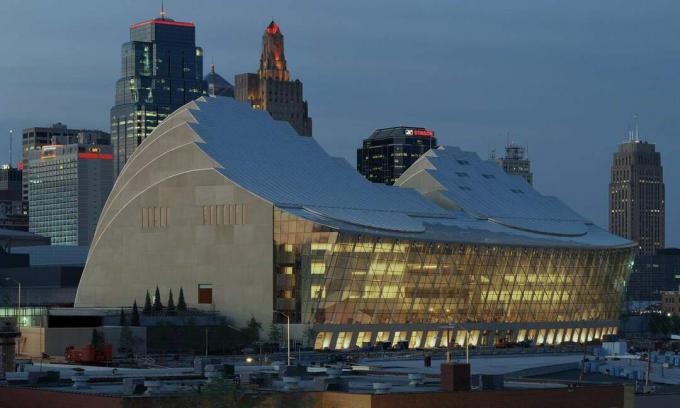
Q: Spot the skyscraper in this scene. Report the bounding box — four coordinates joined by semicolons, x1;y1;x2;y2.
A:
235;21;312;136
110;12;204;177
609;134;665;255
491;143;533;185
27;135;112;246
21;123;109;214
357;126;437;185
0;165;26;230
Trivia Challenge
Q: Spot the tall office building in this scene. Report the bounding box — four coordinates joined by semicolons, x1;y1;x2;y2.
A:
0;166;26;230
27;135;113;246
491;143;533;185
21;123;109;213
609;135;665;255
111;12;204;177
357;126;437;185
627;248;680;302
235;21;312;136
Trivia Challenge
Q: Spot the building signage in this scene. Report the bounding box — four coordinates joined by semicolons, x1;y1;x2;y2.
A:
405;129;434;137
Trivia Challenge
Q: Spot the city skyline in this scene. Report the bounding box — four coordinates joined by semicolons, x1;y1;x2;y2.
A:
1;0;679;246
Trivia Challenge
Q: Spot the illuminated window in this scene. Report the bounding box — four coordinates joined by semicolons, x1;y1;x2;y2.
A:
392;331;407;346
314;332;333;350
310;285;326;299
335;332;352;349
424;331;438;348
375;331;390;343
409;331;424;349
311;243;332;251
311;261;326;275
356;331;372;347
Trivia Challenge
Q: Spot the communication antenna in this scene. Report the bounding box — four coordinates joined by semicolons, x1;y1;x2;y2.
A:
160;0;167;19
634;114;640;142
8;129;13;167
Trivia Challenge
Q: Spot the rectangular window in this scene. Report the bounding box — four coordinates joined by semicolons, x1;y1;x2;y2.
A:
310;284;326;299
198;284;213;304
424;331;438;348
335;332;352;350
355;331;372;347
311;261;326;275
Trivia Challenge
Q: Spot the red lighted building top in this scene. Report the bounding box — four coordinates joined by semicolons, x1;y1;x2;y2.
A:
130;18;195;30
266;21;281;35
405;128;434;137
79;153;113;160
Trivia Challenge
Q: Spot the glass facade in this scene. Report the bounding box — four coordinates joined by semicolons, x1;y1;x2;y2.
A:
28;145;113;245
28;153;78;244
357;127;438;185
111;19;205;177
273;208;633;349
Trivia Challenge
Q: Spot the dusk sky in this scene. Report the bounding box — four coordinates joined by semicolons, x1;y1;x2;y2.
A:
1;0;678;246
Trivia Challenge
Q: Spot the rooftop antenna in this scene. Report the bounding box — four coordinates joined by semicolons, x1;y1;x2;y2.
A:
634;114;640;142
160;0;167;19
8;129;13;167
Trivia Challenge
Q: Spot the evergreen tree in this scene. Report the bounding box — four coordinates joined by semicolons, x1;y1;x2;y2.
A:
153;286;163;313
131;300;140;326
177;287;187;312
143;290;152;314
243;317;262;344
119;307;127;326
166;289;176;314
91;329;104;351
268;323;281;345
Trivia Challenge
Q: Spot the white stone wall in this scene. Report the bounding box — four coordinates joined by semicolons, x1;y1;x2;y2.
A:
76;102;275;328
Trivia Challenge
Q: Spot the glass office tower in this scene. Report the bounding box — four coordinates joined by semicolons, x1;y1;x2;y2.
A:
357;126;438;185
111;15;204;178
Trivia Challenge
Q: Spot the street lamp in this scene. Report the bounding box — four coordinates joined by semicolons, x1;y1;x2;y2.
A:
4;278;21;326
274;310;291;366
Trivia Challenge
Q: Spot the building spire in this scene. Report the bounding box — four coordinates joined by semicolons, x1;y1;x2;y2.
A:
160;0;167;19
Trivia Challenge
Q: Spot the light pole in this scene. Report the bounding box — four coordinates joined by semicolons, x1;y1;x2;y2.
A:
440;323;469;364
4;278;20;326
274;311;291;366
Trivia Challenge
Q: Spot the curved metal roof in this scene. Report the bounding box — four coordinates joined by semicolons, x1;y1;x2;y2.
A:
144;96;633;249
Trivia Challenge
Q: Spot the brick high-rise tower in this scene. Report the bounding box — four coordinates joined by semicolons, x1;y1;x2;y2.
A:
609;132;665;255
235;21;312;136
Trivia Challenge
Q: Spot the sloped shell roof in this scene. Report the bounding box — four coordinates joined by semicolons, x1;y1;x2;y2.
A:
149;97;633;249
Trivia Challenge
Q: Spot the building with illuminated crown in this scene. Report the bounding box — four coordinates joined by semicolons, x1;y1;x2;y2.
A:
235;21;312;136
76;97;634;350
110;12;204;178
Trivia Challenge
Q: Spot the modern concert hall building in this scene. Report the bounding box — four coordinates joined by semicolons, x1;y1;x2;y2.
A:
76;97;634;350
